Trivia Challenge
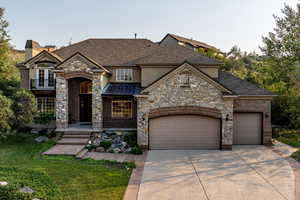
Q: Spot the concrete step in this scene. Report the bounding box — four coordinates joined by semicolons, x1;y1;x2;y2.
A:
57;138;90;145
63;131;92;135
75;149;89;159
63;134;91;139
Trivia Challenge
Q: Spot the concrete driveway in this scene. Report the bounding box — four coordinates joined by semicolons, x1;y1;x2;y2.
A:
138;146;295;200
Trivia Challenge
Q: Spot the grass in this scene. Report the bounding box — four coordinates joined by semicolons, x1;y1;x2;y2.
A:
276;130;300;162
0;133;132;200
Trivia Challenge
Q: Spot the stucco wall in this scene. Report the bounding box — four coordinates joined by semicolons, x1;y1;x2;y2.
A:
136;66;233;149
233;98;272;145
141;66;173;87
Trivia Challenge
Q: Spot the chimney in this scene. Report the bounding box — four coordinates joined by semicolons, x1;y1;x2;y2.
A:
25;40;42;60
25;40;56;61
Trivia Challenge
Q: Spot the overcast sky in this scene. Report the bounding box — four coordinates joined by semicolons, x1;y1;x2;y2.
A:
2;0;297;53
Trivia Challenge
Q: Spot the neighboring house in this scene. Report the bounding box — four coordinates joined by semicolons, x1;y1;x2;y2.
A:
160;33;221;53
16;37;275;150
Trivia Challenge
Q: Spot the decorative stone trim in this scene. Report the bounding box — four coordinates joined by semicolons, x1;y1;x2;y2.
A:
64;72;93;80
149;106;222;119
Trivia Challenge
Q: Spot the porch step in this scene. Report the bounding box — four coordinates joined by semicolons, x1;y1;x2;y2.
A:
63;134;91;139
63;131;92;135
75;149;89;159
57;138;90;145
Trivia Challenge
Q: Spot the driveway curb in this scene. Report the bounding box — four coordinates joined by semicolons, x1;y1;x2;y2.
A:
123;151;148;200
270;147;300;200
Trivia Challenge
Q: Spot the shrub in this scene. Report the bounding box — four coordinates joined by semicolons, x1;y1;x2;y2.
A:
85;144;97;151
0;185;32;200
0;94;13;137
100;141;112;151
11;89;37;129
130;146;143;155
124;131;137;147
34;112;55;125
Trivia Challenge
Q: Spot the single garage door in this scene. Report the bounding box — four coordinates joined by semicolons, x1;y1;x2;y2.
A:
149;115;220;150
233;113;262;145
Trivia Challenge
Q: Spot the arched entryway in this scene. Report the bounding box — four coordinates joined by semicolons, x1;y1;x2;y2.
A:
68;77;92;124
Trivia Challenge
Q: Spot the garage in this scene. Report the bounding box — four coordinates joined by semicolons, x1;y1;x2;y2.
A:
233;113;262;145
149;115;220;150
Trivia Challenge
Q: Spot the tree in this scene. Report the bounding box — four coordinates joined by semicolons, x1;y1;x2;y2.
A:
0;8;36;136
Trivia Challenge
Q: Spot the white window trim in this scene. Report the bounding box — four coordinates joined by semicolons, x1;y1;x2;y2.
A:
35;67;56;89
116;69;133;82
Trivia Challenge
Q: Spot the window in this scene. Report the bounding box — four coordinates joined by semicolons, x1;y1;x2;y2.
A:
48;71;55;87
37;97;55;113
38;69;45;87
80;81;92;94
35;63;55;88
112;100;132;118
116;69;133;81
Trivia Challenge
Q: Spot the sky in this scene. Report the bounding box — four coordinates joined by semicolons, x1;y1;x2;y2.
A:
1;0;298;53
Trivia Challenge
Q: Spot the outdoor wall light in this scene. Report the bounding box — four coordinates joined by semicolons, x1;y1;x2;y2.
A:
265;113;269;118
226;114;230;121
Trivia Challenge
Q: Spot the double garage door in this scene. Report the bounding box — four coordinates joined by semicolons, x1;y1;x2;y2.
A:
149;113;262;150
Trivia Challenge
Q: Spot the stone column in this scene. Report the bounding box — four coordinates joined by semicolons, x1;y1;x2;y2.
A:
56;75;68;129
136;96;149;149
221;98;234;150
92;72;102;130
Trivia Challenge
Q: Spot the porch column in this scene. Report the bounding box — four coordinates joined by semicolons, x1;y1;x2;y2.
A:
92;72;103;130
56;75;68;129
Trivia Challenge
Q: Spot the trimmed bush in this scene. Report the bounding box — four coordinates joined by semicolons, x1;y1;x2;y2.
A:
124;132;137;146
130;146;143;155
100;141;112;151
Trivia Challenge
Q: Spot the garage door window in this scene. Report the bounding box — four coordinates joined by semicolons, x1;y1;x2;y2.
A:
112;100;132;119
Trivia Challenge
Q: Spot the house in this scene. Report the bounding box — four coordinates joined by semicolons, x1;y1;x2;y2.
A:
16;37;275;150
160;33;221;53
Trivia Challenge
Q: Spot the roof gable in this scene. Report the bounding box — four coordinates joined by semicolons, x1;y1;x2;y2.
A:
23;50;62;68
141;61;232;94
161;33;220;52
55;52;109;73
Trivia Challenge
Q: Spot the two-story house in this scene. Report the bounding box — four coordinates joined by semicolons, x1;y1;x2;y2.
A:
17;37;275;150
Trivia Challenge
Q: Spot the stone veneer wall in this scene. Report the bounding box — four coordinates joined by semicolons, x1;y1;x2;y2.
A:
136;69;234;149
92;72;103;130
56;75;68;128
234;99;272;145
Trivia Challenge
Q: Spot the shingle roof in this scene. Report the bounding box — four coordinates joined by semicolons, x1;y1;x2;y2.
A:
102;83;142;96
167;34;220;52
53;38;221;66
217;71;276;96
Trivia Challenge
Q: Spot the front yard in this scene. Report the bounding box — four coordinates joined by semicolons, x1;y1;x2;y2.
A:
276;130;300;162
0;134;131;200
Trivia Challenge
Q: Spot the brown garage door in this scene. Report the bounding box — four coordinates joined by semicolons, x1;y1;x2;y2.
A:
149;115;220;150
233;113;262;145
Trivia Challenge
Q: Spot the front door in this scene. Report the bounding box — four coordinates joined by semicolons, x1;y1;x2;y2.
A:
79;94;92;122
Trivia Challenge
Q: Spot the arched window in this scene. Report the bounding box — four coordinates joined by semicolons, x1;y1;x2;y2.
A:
80;81;92;94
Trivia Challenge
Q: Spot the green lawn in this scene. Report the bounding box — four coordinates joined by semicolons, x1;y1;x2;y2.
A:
276;130;300;162
0;134;131;200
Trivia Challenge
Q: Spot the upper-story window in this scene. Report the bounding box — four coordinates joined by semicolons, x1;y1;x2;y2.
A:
32;62;56;89
116;69;133;82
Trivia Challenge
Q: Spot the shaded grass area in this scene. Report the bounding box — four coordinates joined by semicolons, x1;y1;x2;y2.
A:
277;130;300;162
0;134;131;200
